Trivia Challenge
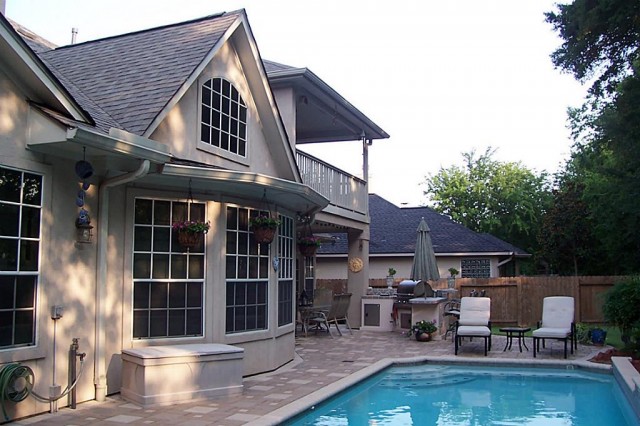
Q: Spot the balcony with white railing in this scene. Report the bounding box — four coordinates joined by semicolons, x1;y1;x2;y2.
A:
296;150;368;220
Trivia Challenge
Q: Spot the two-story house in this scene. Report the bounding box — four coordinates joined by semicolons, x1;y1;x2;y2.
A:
0;9;386;418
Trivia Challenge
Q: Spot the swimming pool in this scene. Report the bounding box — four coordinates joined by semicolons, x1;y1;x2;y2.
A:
285;363;640;425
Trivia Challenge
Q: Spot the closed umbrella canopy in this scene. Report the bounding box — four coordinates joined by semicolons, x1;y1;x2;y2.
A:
410;217;440;283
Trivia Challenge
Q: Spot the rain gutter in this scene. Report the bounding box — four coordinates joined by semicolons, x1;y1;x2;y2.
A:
497;253;515;268
94;160;150;401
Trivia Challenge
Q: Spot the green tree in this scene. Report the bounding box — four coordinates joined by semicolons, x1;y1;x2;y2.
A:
546;0;640;274
545;0;640;101
423;148;551;256
537;173;601;275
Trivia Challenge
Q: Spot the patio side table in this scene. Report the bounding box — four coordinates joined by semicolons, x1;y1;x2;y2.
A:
500;327;531;352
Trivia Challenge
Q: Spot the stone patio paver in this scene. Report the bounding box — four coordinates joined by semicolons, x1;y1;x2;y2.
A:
12;328;607;425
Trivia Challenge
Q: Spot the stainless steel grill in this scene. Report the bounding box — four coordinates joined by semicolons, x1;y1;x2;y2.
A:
395;279;434;303
393;280;437;329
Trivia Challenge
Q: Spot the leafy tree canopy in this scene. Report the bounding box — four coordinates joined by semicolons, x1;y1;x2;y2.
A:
423;148;551;255
544;0;640;275
545;0;640;101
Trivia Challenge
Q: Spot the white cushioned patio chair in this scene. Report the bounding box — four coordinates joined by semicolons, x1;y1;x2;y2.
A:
455;297;492;356
532;296;576;359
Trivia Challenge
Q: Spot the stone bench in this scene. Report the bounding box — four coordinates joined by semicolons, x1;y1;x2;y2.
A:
121;343;244;406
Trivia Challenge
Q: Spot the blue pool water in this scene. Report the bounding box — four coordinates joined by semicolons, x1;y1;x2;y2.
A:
286;364;640;425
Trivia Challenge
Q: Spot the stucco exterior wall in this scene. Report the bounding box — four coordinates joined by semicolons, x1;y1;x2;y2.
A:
0;72;98;413
270;86;297;148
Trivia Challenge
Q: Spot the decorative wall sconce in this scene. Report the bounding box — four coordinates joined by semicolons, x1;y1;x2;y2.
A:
75;223;94;244
75;208;93;244
74;146;94;244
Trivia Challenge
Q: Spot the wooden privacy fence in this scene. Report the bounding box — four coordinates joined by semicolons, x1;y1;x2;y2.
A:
430;276;624;327
317;275;626;327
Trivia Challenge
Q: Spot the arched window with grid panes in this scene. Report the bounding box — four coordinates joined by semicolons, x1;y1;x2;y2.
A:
200;78;247;157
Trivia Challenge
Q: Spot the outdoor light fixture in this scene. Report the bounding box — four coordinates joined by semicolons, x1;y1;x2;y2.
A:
75;223;93;244
75;208;93;244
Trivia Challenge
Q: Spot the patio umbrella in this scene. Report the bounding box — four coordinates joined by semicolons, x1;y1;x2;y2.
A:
410;217;440;285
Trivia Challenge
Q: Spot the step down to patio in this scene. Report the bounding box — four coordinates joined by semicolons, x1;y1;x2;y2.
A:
121;343;244;406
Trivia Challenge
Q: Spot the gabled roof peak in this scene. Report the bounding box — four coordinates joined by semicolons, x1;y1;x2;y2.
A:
37;10;245;135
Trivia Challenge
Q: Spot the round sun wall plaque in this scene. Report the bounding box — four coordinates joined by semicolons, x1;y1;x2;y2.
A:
348;257;363;273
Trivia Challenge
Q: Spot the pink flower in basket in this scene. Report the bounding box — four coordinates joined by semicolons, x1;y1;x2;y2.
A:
172;220;210;234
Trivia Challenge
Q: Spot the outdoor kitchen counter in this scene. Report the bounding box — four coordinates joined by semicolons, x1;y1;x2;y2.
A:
361;296;395;331
408;297;448;304
409;297;449;338
362;294;396;299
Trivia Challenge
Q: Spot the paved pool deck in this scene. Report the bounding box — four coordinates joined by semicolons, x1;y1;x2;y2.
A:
14;329;609;426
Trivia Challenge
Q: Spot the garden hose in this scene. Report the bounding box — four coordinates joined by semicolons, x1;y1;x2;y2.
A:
0;363;34;421
27;356;85;403
0;357;85;421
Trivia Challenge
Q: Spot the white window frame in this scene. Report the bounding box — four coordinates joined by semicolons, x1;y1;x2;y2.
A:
225;206;269;334
277;215;294;327
0;166;42;349
198;77;249;164
131;198;206;340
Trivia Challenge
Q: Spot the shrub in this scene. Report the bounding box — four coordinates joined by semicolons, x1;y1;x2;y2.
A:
575;323;591;344
602;276;640;347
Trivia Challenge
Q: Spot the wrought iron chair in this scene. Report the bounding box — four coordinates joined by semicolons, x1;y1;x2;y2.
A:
443;298;461;341
307;293;353;337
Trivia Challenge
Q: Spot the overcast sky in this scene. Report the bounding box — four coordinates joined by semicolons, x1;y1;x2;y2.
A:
5;0;586;206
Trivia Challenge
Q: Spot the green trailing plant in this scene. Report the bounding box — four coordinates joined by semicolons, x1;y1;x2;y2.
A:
602;276;640;347
298;235;321;247
172;220;210;234
249;215;280;229
388;267;397;277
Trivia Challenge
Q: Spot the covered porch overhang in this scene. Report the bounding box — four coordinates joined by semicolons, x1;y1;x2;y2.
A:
26;118;329;216
266;65;389;144
153;163;329;216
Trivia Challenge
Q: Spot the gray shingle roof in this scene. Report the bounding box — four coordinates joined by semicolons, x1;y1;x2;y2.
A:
38;12;242;136
319;194;529;256
263;59;297;73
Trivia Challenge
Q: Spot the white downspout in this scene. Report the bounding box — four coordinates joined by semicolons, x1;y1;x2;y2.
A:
94;160;150;401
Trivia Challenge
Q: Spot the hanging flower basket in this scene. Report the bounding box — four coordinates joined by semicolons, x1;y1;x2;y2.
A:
297;235;321;257
298;244;317;257
177;231;203;250
250;215;280;244
173;220;210;250
253;226;277;244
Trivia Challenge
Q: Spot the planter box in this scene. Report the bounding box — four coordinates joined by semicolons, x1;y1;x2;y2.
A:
121;344;244;406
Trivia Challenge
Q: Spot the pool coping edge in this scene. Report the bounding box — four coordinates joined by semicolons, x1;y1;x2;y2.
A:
612;356;640;419
246;355;630;426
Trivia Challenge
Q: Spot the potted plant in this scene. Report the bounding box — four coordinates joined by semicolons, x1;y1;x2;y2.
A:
407;319;438;341
447;267;459;288
589;326;607;346
298;235;321;257
387;267;397;288
249;214;280;244
172;220;210;250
